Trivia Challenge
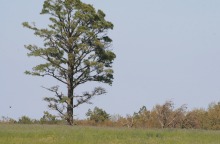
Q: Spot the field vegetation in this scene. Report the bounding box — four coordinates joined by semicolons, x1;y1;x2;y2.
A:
0;124;220;144
1;101;220;143
2;101;220;130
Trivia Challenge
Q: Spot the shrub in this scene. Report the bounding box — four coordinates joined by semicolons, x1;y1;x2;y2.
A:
18;116;33;124
40;111;59;124
86;107;110;123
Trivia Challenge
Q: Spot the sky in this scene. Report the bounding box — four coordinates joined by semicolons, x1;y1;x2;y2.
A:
1;0;220;120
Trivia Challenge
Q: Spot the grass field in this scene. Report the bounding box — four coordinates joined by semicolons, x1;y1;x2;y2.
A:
0;124;220;144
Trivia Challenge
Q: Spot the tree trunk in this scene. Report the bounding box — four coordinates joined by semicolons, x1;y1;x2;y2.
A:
67;94;73;125
67;77;74;125
67;53;74;125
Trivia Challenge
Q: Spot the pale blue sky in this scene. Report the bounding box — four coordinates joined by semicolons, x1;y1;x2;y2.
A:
1;0;220;119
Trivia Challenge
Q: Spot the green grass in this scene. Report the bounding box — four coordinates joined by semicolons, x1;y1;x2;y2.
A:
0;124;220;144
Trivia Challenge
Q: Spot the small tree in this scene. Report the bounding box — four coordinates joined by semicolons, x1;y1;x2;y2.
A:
154;101;187;128
120;114;135;128
86;107;110;123
207;102;220;130
133;106;151;128
184;108;208;129
40;111;59;124
23;0;115;125
18;116;33;124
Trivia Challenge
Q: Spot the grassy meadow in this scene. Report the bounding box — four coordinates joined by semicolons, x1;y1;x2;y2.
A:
0;124;220;144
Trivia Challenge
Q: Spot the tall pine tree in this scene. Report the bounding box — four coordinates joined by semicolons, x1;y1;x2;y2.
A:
23;0;115;125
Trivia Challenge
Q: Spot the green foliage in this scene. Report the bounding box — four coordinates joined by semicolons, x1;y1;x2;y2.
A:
86;107;110;123
0;117;17;124
1;101;220;130
1;125;220;144
18;116;33;124
80;101;220;129
23;0;115;125
40;111;59;124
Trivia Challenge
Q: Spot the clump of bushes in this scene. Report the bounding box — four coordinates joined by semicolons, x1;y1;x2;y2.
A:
40;111;59;124
18;116;33;124
80;101;220;130
0;116;17;124
1;101;220;130
86;107;110;123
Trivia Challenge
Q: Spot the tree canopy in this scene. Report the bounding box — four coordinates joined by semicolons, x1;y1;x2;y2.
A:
23;0;116;125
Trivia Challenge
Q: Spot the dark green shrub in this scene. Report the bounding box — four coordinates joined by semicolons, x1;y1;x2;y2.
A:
86;107;110;123
40;111;59;124
18;116;33;124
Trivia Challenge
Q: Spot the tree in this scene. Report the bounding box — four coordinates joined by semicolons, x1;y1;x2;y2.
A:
183;108;207;129
40;111;59;124
118;114;135;128
86;107;110;123
133;106;151;128
154;101;187;128
18;116;33;124
23;0;115;125
207;102;220;130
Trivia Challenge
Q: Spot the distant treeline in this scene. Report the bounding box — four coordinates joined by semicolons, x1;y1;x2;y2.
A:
1;101;220;130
